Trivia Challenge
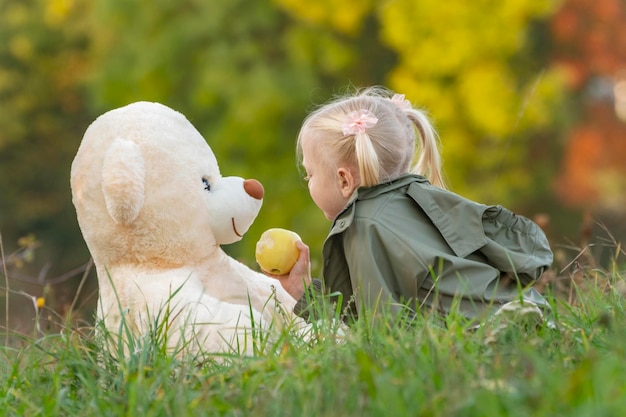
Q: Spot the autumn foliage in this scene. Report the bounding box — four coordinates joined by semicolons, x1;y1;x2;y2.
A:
552;0;626;209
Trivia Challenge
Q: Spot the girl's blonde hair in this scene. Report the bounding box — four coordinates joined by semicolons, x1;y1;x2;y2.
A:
297;86;446;188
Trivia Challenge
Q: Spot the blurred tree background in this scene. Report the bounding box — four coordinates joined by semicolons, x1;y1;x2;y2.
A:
1;0;625;333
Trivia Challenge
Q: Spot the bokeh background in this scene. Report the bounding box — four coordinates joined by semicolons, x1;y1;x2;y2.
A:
1;0;625;335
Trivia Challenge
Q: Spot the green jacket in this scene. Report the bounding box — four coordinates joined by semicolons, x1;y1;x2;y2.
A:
321;174;552;320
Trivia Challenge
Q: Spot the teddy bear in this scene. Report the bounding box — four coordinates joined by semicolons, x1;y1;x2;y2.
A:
70;101;302;356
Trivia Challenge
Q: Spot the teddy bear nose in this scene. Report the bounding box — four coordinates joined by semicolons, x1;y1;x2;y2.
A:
243;179;264;200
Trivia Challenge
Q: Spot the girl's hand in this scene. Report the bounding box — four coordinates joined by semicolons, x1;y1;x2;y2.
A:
264;240;311;300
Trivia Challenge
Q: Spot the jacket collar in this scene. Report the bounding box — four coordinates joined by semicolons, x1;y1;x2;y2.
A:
328;174;429;235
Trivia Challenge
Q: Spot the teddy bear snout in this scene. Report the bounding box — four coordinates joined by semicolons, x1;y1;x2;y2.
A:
243;179;264;200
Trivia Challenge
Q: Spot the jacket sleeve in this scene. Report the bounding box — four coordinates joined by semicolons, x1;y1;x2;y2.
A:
293;279;323;321
480;205;553;285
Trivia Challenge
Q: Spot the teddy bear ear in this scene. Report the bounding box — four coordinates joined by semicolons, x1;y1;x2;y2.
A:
102;138;145;225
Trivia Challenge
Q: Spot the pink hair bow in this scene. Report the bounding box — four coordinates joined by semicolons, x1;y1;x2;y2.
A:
342;109;379;136
390;94;412;111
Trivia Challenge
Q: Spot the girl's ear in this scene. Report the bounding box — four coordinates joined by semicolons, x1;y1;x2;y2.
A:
337;167;357;198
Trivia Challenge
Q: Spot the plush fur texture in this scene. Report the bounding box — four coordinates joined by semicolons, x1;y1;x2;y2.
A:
71;102;299;355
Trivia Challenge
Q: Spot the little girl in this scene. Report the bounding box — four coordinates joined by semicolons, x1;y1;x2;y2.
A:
280;86;552;321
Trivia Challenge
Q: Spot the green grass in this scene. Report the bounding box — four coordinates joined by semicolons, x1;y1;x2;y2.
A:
2;267;626;417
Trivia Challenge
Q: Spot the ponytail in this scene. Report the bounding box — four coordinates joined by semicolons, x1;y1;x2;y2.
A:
405;109;446;189
354;131;380;187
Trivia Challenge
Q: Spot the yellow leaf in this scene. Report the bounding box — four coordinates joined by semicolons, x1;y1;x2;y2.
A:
44;0;75;26
457;63;516;136
273;0;372;35
9;36;33;61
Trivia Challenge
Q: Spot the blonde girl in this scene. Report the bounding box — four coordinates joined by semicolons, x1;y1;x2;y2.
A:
280;86;551;321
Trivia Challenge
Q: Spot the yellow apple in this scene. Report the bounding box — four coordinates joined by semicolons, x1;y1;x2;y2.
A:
255;228;301;275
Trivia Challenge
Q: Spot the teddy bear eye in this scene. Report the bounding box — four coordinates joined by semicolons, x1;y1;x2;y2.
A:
202;178;211;192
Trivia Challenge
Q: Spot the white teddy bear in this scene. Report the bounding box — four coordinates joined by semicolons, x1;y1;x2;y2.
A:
71;101;301;356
